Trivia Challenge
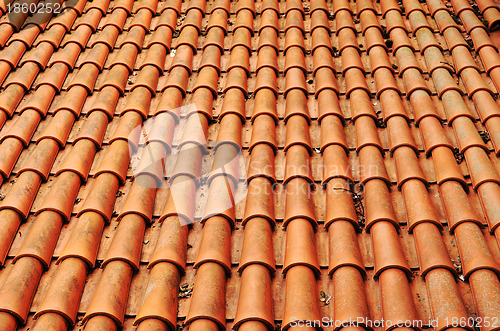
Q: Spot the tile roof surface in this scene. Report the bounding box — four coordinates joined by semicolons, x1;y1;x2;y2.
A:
0;0;499;330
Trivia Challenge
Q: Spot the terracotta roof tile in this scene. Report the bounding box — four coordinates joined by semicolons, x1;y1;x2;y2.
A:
1;0;500;329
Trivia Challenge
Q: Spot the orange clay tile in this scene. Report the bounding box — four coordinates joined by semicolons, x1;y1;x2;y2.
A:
444;28;471;52
14;210;64;268
57;211;106;267
315;67;339;97
385;8;408;34
243;168;274;212
369;46;394;74
233;264;274;329
103;212;148;270
320;114;348;151
403;68;433;97
161;176;197;226
210;140;241;181
386;114;417;153
332;267;370;327
0;170;41;220
358;146;391;186
73;110;109;147
341;47;365;75
231;28;252;52
434;10;460;33
317;89;343;120
336;9;357;35
412;222;456;274
285;0;305;17
83;260;134;326
0;257;43;323
364;178;400;230
311;11;330;35
325;179;358;228
328;219;365;275
391;28;415;54
468;270;500;327
333;0;353;17
78;173;120;223
117;177;156;224
283;217;320;275
355;115;384;153
257;27;279;53
185;262;227;328
452;46;480;74
401;178;441;229
464;147;500;190
357;0;376;16
345;68;371;98
134;262;180;329
282;266;321;329
34;259;85;323
239;209;275;268
283;178;316;227
454;221;500;279
55;139;97;181
360;11;381;35
35;171;82;222
1;110;41;147
254;67;278;97
477;182;500;232
202;175;237;228
259;8;278;31
484;116;500;154
17;138;60;180
322;33;343;54
374;68;401;98
283;29;305;54
255;47;278;74
247;143;277;184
